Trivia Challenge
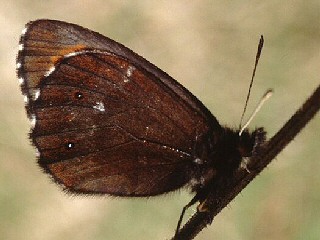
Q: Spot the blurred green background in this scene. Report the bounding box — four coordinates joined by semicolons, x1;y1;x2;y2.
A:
1;1;319;239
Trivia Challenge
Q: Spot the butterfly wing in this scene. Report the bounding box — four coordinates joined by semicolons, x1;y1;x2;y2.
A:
17;20;221;196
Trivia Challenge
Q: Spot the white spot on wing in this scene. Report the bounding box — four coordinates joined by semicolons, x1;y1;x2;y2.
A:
18;44;23;51
23;95;28;104
35;149;40;157
193;158;203;165
126;65;135;77
64;52;81;58
21;27;27;35
124;65;135;83
18;77;24;85
30;114;36;128
93;102;105;112
16;62;21;69
33;89;40;100
44;66;55;77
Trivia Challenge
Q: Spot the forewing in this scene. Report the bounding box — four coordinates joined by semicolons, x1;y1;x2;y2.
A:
17;19;220;125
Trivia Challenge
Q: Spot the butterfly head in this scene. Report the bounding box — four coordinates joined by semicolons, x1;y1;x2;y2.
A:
212;127;266;175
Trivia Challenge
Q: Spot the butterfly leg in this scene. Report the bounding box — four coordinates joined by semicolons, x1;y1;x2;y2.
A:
175;194;199;236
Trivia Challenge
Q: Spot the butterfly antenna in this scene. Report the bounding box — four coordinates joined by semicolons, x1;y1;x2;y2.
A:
239;35;264;131
239;89;273;136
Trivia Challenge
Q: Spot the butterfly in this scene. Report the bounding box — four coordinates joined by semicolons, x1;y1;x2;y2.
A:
17;19;266;233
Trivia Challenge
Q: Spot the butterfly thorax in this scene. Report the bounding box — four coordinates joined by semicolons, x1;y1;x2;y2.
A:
190;127;266;194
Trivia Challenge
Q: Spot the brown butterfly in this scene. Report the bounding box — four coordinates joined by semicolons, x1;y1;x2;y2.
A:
17;19;266;234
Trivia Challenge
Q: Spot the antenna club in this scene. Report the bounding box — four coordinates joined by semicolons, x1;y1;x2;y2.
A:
239;89;274;136
265;88;274;97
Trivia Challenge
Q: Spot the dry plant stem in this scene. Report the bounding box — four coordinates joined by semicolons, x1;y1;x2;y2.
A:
171;84;320;240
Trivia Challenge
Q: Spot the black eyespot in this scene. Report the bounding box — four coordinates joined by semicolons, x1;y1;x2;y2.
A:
65;142;75;149
74;91;84;100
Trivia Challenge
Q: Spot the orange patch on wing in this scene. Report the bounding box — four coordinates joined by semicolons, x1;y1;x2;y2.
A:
50;44;88;65
58;44;87;56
